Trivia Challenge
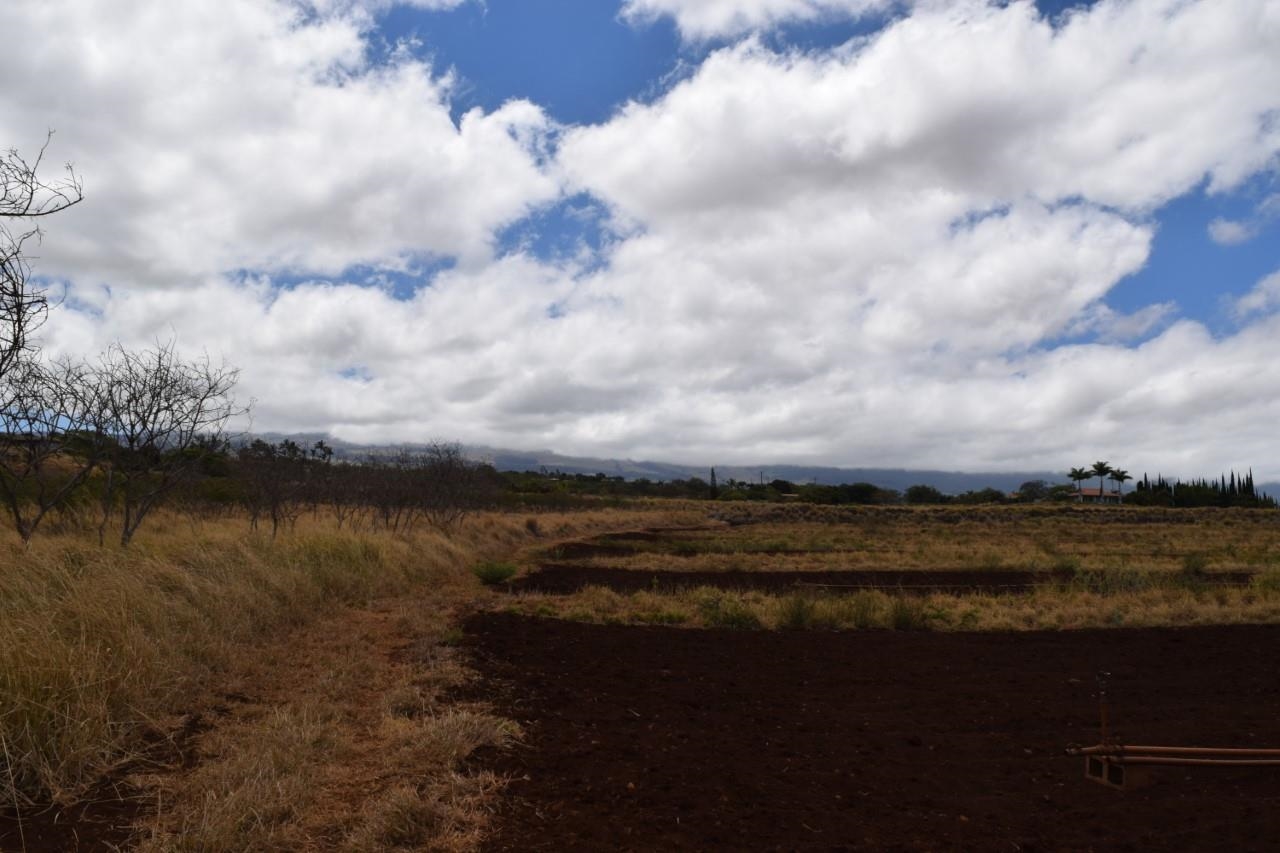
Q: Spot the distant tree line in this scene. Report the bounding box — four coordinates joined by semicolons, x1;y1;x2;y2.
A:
1127;471;1275;509
495;465;1276;510
233;439;498;535
1064;460;1275;508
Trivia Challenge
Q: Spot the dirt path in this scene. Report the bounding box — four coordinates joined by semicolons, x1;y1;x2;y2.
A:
1;594;500;852
463;613;1280;852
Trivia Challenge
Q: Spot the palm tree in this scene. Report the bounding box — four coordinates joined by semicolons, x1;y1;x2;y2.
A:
1068;467;1091;497
1091;461;1113;502
1109;468;1131;500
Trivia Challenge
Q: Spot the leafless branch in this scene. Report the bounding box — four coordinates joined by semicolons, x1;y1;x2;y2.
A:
0;133;83;380
93;340;243;546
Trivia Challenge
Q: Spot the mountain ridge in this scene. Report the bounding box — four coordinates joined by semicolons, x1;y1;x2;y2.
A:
247;433;1280;497
245;433;1108;495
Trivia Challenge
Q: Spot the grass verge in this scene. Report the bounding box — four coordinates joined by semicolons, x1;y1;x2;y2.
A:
503;580;1280;632
1;504;701;849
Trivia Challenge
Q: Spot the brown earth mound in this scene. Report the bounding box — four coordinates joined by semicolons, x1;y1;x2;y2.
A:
463;614;1280;852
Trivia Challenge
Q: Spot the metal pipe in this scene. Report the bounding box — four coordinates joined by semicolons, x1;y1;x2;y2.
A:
1070;745;1280;758
1100;756;1280;767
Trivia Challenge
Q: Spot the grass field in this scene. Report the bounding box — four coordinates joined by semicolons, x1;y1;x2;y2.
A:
4;500;1280;850
541;504;1280;572
498;504;1280;631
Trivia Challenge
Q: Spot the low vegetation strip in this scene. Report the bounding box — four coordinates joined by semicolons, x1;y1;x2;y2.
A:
496;513;1280;633
501;575;1280;632
535;508;1280;575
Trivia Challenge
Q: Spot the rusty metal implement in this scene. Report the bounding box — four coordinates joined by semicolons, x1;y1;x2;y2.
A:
1067;671;1280;788
1066;744;1280;789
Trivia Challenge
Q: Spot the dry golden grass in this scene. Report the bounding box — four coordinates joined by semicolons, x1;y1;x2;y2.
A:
503;576;1280;633
505;504;1280;632
1;503;699;850
540;505;1280;574
132;596;519;852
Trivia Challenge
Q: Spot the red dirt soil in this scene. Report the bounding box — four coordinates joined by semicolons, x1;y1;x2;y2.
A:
512;566;1042;595
463;613;1280;852
0;790;146;853
509;565;1254;595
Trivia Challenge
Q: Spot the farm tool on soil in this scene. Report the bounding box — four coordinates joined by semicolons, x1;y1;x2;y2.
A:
1067;671;1280;789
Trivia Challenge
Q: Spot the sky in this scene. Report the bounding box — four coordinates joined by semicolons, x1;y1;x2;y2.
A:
1;0;1278;478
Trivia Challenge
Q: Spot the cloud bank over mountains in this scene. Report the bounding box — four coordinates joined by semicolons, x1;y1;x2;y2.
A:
1;0;1278;477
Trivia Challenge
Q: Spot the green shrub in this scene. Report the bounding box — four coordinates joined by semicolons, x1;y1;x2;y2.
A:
1077;568;1151;595
471;561;518;586
1050;556;1080;583
831;591;883;629
1177;552;1210;588
635;609;688;625
1251;569;1280;593
696;592;762;630
778;594;817;630
889;597;928;630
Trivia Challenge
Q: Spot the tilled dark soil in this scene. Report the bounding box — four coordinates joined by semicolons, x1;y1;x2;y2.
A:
463;613;1280;852
510;566;1042;595
0;792;146;853
0;712;212;853
508;565;1254;596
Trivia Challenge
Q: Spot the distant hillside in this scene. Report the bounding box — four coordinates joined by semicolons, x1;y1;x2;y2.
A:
249;434;1066;495
247;434;1280;498
471;447;1066;495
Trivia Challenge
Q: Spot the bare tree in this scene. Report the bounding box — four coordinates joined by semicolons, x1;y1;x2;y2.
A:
0;356;105;542
237;438;307;537
93;341;242;546
0;135;83;379
366;448;419;533
352;444;494;534
306;455;367;530
417;441;494;533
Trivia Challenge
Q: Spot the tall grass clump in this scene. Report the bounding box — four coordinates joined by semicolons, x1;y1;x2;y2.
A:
889;597;929;630
693;589;763;630
1252;569;1280;593
777;593;819;630
1074;567;1153;595
834;591;887;629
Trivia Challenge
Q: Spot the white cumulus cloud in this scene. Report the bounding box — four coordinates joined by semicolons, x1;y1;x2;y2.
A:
0;0;557;288
1234;270;1280;318
1208;218;1257;245
5;0;1280;480
622;0;898;40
